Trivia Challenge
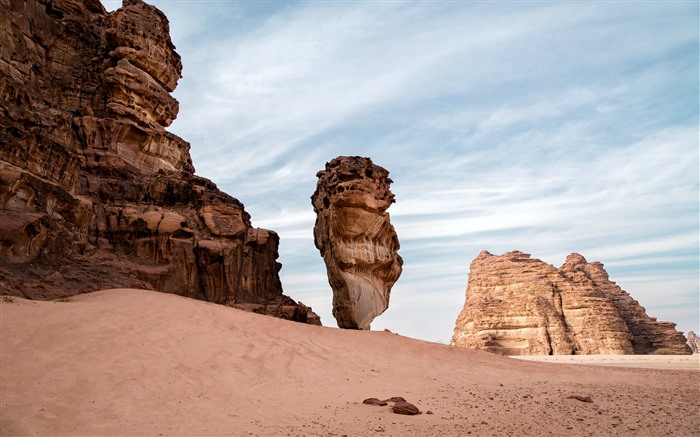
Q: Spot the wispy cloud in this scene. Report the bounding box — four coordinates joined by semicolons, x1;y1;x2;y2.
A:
102;0;698;340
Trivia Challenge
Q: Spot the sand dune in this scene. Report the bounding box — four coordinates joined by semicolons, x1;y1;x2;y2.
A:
1;289;698;436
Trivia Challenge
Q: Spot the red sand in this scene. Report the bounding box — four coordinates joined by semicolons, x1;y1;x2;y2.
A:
1;289;698;436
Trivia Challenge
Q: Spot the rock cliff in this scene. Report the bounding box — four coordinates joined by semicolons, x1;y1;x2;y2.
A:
451;251;691;355
687;332;699;354
0;0;319;324
311;156;402;329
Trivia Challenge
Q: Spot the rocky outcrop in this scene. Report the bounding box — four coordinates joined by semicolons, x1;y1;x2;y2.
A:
0;0;319;324
311;156;402;329
687;332;699;354
451;251;691;355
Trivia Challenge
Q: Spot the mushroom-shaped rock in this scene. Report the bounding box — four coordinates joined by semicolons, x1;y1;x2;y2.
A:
312;156;403;329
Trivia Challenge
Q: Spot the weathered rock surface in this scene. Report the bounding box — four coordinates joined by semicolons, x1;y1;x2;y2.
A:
312;156;402;329
451;251;691;355
0;0;319;324
687;332;699;354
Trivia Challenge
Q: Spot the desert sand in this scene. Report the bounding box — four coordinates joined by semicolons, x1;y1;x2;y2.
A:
511;354;700;370
1;289;698;437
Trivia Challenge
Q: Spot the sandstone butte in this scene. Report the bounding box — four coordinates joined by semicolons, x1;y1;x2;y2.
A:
451;250;692;355
0;0;320;324
687;331;699;354
311;156;403;330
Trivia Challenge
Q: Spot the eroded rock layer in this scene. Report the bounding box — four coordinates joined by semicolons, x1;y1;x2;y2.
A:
312;156;402;329
687;332;699;354
0;0;319;325
451;251;691;355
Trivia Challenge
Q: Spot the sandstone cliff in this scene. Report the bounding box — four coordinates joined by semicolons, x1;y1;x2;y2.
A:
0;0;319;324
311;156;402;329
687;331;699;354
451;251;691;355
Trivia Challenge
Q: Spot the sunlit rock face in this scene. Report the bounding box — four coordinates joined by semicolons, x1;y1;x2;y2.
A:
451;251;692;355
0;0;319;325
312;156;403;329
687;332;699;354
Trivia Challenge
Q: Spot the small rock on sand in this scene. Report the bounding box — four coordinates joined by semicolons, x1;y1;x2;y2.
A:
363;398;388;406
392;401;421;415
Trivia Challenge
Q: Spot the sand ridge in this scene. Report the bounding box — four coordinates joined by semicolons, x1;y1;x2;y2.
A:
1;289;698;436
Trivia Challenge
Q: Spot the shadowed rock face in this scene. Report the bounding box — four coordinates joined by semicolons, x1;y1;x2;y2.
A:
312;156;402;329
451;251;691;355
0;0;319;325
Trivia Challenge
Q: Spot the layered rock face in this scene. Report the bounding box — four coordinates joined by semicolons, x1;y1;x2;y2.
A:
0;0;319;324
687;332;699;354
451;251;691;355
312;156;402;329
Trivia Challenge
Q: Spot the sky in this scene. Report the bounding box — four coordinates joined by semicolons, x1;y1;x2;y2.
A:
102;0;699;343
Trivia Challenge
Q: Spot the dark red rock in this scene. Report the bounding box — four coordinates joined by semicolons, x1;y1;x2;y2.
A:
392;401;420;415
363;398;388;406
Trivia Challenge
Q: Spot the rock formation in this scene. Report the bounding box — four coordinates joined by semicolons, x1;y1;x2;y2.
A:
451;251;691;355
0;0;319;324
687;332;699;354
311;156;402;329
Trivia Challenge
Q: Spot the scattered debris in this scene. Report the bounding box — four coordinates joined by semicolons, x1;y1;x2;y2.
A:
363;396;421;415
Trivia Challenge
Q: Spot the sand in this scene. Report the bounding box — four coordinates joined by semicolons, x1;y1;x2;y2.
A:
511;354;700;370
1;289;698;437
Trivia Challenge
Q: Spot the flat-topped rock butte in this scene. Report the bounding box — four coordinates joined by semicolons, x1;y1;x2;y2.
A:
451;250;691;355
0;0;318;323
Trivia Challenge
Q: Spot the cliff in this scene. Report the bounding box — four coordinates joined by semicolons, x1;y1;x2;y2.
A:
0;0;319;324
687;331;699;354
311;156;402;329
451;251;691;355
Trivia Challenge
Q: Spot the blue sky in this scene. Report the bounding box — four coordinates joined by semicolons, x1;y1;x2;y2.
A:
102;0;699;343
